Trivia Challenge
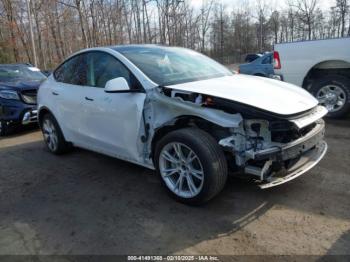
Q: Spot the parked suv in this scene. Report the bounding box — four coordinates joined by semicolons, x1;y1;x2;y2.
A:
38;45;327;205
0;64;46;135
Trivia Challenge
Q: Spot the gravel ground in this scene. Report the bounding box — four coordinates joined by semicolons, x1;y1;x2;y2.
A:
0;120;349;256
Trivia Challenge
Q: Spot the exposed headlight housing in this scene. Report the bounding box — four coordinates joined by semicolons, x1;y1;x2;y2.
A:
0;90;20;100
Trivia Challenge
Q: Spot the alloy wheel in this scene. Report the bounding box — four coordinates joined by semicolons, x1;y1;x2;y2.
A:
159;142;204;198
42;119;58;152
316;84;346;112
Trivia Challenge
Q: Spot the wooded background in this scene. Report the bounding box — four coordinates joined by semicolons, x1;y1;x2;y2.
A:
0;0;349;69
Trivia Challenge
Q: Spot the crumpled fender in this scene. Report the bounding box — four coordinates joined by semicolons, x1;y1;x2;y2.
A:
147;88;243;129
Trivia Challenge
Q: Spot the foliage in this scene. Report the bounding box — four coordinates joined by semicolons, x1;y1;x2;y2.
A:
0;0;348;68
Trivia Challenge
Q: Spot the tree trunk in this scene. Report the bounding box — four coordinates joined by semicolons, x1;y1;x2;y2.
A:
33;1;46;68
52;2;65;58
2;0;19;62
75;0;88;48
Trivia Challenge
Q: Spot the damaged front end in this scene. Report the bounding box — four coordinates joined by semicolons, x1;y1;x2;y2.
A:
219;106;328;188
148;87;328;189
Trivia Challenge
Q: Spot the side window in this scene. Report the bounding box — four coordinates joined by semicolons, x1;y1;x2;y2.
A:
262;55;272;64
86;52;138;89
54;54;87;85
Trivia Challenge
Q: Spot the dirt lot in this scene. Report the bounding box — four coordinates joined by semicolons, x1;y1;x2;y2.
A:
0;120;349;256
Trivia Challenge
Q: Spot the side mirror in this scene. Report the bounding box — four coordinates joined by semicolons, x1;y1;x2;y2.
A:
104;77;130;93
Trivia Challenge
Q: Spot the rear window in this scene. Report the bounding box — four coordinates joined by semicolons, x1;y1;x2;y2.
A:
245;54;261;63
262;55;272;64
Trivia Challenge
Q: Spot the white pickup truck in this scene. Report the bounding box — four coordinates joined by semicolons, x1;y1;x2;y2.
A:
274;37;350;118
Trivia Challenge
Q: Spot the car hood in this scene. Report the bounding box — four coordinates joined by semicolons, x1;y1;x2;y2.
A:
0;80;42;92
167;75;319;115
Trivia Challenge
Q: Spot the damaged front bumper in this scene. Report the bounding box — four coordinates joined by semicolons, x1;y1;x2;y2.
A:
258;140;327;189
223;120;327;188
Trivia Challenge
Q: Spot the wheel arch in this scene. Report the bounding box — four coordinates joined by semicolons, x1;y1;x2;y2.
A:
38;106;55;127
302;60;350;89
38;106;72;146
150;115;231;161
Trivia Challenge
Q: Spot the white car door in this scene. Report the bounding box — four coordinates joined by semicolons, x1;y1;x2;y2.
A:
50;53;89;144
78;51;146;162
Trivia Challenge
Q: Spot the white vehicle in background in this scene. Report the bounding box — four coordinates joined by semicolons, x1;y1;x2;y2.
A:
274;37;350;118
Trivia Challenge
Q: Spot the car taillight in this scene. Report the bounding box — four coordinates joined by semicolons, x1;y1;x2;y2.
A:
273;51;281;69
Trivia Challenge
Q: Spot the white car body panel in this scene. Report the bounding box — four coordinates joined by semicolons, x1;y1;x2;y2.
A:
167;75;318;115
53;82;86;143
274;38;350;87
78;86;146;161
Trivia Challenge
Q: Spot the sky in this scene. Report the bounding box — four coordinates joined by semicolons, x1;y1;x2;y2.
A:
190;0;336;12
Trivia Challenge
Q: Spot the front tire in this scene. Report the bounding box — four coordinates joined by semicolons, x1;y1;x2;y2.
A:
41;113;71;154
310;75;350;118
154;128;228;205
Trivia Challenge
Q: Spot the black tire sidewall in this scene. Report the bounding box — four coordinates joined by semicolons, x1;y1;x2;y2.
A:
154;128;227;205
310;75;350;118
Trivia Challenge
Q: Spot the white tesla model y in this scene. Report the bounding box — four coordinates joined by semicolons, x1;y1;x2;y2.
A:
38;45;328;205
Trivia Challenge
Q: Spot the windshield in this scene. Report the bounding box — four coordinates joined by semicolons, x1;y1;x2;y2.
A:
115;46;233;86
0;65;46;82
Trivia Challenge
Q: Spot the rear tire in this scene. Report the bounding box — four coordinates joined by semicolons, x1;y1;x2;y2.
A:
310;75;350;118
154;128;228;205
41;113;71;154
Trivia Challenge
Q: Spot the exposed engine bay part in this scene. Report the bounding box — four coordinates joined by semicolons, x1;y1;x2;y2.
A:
146;88;243;129
166;88;214;107
218;119;273;166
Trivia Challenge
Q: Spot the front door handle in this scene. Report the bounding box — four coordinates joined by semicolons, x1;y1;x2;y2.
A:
85;97;94;101
52;91;59;96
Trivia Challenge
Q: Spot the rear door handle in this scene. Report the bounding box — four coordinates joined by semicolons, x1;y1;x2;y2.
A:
85;97;94;101
52;91;59;96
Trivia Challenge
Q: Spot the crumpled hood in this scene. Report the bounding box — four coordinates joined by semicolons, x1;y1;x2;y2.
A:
0;80;42;92
167;75;319;115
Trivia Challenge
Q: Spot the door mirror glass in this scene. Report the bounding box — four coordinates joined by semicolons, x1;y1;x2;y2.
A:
105;77;130;93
